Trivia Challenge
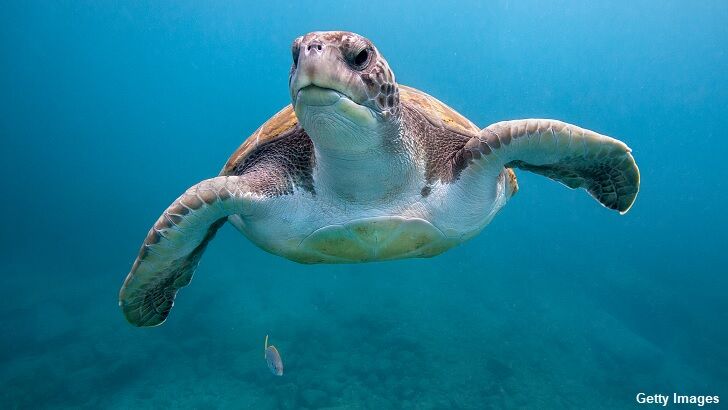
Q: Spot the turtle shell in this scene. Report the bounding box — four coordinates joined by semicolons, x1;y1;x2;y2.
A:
221;85;479;175
398;85;479;137
220;105;299;175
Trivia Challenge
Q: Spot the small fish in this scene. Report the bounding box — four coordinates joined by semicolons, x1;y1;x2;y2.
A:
264;334;283;376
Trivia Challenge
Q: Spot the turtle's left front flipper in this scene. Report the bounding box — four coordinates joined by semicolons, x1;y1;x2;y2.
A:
457;119;639;213
119;176;254;327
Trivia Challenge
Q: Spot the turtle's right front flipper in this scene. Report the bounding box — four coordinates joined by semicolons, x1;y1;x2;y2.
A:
119;176;254;327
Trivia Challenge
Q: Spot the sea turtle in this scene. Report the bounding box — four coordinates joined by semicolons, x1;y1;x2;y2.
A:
119;31;640;327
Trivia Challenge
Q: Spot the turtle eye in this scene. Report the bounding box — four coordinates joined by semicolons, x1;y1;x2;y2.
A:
354;49;368;66
349;47;371;70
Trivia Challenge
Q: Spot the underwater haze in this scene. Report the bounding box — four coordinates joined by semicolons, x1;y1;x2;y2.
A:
1;1;727;408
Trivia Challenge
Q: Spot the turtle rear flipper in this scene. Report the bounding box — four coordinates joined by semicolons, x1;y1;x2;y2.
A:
119;176;254;327
456;119;640;214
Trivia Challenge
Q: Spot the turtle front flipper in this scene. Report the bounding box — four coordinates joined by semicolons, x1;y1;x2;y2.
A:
119;176;255;327
456;119;640;213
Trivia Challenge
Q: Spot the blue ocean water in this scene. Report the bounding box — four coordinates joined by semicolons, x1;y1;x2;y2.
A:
1;1;726;408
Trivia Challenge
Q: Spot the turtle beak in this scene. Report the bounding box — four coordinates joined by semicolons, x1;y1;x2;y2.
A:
291;41;337;104
290;40;362;107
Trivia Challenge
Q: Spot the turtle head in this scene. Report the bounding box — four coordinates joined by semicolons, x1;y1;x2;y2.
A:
289;31;400;151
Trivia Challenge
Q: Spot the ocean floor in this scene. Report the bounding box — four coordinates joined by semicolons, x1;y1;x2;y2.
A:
1;226;725;409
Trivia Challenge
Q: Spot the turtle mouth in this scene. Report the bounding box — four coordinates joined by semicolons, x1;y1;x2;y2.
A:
293;84;378;127
295;85;346;107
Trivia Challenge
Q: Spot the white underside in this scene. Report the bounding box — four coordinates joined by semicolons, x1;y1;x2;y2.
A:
228;164;512;264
